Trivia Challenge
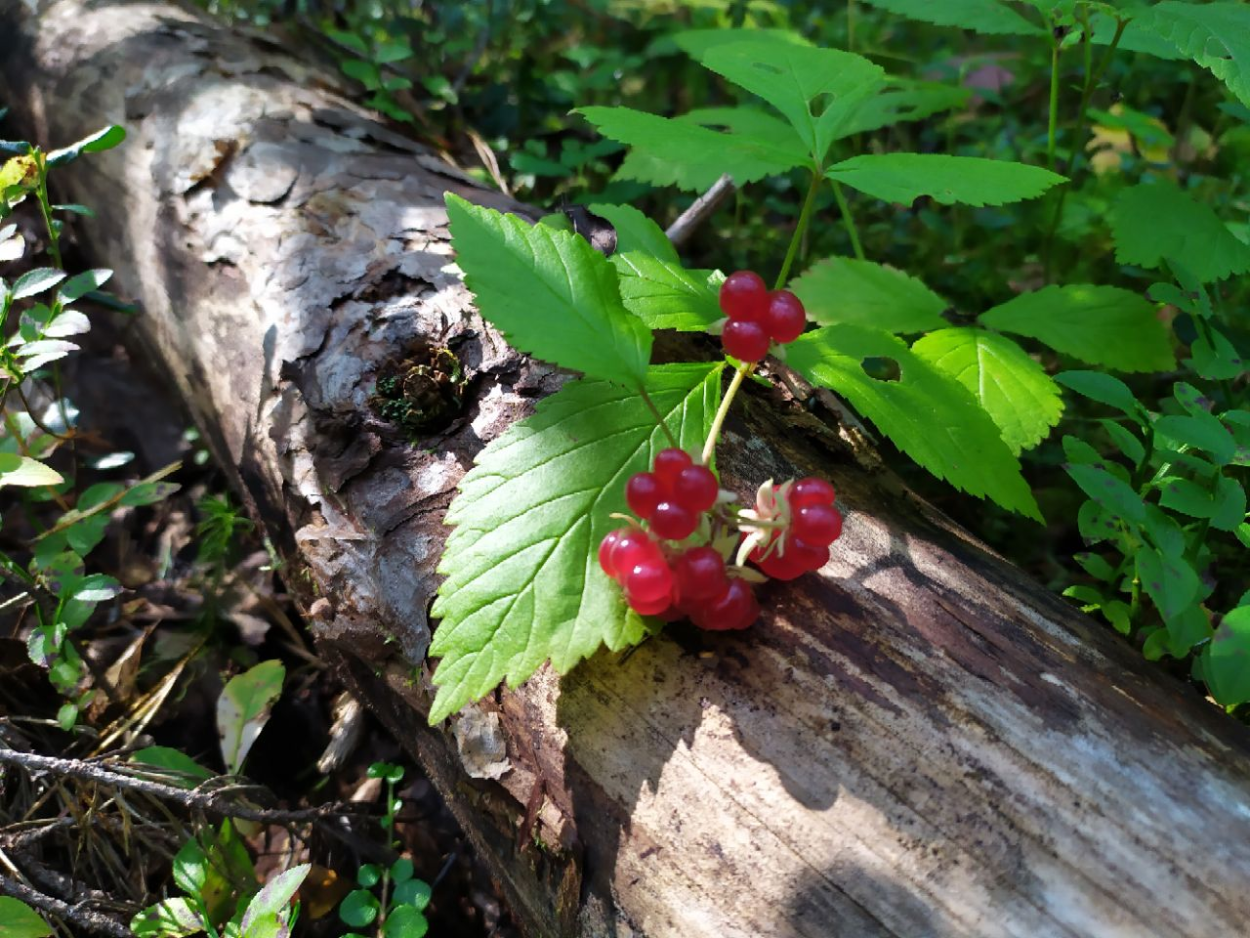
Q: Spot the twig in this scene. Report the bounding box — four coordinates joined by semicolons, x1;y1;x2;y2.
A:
0;873;131;938
665;174;736;249
0;749;356;825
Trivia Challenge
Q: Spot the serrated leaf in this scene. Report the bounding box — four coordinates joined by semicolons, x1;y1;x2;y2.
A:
1065;463;1145;524
839;80;972;137
610;252;721;331
217;660;284;774
979;284;1174;372
1145;2;1250;107
587;204;677;262
791;257;947;333
787;326;1041;520
861;0;1046;35
826;154;1065;206
582;106;807;191
1111;181;1250;283
1204;606;1250;706
698;41;885;161
667;27;811;59
0;897;52;938
0;455;63;488
428;363;722;723
1055;371;1147;422
912;328;1063;453
445;193;651;386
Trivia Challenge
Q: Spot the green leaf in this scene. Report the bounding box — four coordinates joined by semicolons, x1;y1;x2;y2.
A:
131;747;215;787
217;660;285;774
0;897;53;938
791;257;947;333
11;268;65;301
1064;463;1145;524
383;905;428;938
1162;605;1212;659
581;106;807;191
130;898;205;938
1203;606;1250;706
1110;182;1250;283
979;284;1174;372
839;80;971;137
610;252;721;331
667;27;811;60
1055;371;1147;423
826;154;1065;206
912;328;1063;453
58;268;111;302
698;41;885;160
0;455;63;488
1137;547;1201;622
445;193;651;386
1188;326;1245;381
240;865;309;934
46;125;126;166
1155;413;1236;466
587;204;677;262
428;363;722;723
1145;2;1250;107
787;326;1040;520
393;879;431;912
339;891;380;928
1160;476;1246;531
389;858;414;884
861;0;1046;35
16;339;79;371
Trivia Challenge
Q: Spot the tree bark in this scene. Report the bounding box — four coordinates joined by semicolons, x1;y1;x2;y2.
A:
3;3;1250;936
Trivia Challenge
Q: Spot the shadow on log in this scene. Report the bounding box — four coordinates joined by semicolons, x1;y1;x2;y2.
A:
2;3;1249;935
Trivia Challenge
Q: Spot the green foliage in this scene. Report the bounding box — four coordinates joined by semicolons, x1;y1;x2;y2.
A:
428;364;721;723
825;154;1066;207
790;258;947;333
1110;181;1250;283
1146;2;1250;107
0;898;52;938
217;660;285;774
860;0;1046;36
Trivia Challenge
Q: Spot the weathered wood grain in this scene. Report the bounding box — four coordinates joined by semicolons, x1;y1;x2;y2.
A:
3;4;1249;936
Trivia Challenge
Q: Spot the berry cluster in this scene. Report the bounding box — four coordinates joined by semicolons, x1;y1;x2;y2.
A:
718;270;807;363
744;478;842;581
599;449;760;630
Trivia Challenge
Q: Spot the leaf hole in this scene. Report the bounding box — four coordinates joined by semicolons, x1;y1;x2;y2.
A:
860;356;901;382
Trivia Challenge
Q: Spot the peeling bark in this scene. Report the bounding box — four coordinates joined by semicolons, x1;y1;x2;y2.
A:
3;4;1250;937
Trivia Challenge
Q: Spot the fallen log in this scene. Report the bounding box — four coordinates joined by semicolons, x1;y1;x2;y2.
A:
3;3;1250;936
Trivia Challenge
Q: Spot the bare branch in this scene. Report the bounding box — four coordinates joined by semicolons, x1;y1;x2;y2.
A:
665;173;736;248
0;873;132;938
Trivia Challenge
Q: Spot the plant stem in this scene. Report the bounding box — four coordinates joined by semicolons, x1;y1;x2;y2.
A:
830;180;865;261
775;168;823;289
1047;39;1062;173
33;155;63;271
639;387;680;449
701;363;751;466
847;0;856;52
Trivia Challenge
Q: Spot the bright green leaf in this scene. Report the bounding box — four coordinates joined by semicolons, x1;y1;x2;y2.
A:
861;0;1046;35
383;905;428;938
58;268;111;302
698;41;885;160
428;363;722;723
979;284;1174;372
912;328;1063;453
339;891;379;929
1204;606;1250;706
130;898;205;938
1146;2;1250;107
47;125;126;166
0;897;53;938
394;879;431;912
1155;413;1237;466
587;204;677;262
610;252;721;331
217;660;285;774
839;80;972;137
1111;182;1250;283
826;154;1065;206
667;27;810;59
131;747;215;787
787;326;1041;519
445;193;651;386
790;257;947;333
240;865;309;933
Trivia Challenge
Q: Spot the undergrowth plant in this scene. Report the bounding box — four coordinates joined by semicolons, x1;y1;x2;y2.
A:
426;14;1250;721
0;121;182;729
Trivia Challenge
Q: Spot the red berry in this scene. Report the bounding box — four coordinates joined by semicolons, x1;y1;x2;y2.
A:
792;504;843;547
722;321;771;363
789;477;836;509
624;557;673;604
609;530;660;578
787;534;829;572
674;546;729;602
629;593;674;616
653;449;693;490
599;529;624;576
673;465;718;513
751;541;807;581
693;578;759;631
765;290;806;343
719;270;768;323
650;501;697;540
626;472;663;518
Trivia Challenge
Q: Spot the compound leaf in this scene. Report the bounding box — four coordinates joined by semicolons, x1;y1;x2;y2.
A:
699;41;885;160
1110;181;1250;283
611;253;721;331
860;0;1046;36
826;154;1065;206
1145;2;1250;107
791;257;947;333
912;327;1063;454
445;193;651;386
429;363;723;723
787;326;1041;520
581;106;806;191
979;284;1174;372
